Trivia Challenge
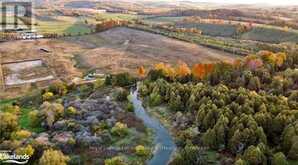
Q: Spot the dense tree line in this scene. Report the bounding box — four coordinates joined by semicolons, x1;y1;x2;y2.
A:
95;20;130;32
139;50;298;164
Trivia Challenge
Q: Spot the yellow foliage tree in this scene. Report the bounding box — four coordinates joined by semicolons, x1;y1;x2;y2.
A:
11;130;32;140
164;64;176;79
154;62;166;71
39;149;69;165
42;92;54;101
16;145;34;156
135;145;149;156
258;51;287;67
105;156;127;165
154;62;176;79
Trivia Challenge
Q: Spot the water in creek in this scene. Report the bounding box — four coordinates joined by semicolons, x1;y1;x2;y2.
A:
130;89;176;165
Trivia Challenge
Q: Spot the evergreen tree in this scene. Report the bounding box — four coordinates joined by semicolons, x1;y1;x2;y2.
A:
272;152;288;165
243;145;266;165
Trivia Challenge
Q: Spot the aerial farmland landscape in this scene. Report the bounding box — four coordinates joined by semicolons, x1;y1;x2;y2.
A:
0;0;298;165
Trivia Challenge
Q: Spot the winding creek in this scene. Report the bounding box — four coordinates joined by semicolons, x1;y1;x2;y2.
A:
131;89;177;165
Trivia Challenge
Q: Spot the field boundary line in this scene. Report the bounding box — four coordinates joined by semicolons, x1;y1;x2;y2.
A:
0;59;5;91
1;58;42;65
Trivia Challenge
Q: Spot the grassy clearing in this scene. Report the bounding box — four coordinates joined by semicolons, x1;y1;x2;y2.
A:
35;16;92;35
64;23;91;34
0;98;44;133
19;107;44;133
0;98;15;106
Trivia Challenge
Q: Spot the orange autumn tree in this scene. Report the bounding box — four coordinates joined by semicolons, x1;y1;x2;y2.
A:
233;59;242;69
176;61;191;78
192;63;214;80
137;66;146;78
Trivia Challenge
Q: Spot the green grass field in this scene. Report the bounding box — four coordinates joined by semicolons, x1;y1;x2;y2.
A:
34;13;138;35
19;107;44;133
35;16;92;35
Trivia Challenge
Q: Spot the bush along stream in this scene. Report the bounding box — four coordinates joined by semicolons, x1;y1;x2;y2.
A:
130;87;176;165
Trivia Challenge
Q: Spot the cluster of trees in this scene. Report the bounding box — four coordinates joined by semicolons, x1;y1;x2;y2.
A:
183;16;225;24
156;24;202;34
144;62;214;82
140;78;298;164
0;81;83;164
207;51;298;97
139;50;298;164
1;73;146;164
170;144;207;165
105;72;137;87
0;103;69;165
95;20;129;32
236;23;253;34
144;50;298;98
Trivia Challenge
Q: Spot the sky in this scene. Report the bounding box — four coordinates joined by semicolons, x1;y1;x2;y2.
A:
186;0;298;6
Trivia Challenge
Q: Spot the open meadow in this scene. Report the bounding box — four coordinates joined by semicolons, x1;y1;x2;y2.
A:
0;27;239;98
